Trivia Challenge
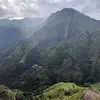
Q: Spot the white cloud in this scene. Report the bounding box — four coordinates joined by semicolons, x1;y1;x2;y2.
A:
0;0;100;19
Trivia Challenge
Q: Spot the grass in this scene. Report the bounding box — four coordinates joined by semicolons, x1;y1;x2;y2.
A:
0;85;15;100
89;82;100;91
33;82;100;100
0;82;100;100
33;82;86;100
0;85;9;91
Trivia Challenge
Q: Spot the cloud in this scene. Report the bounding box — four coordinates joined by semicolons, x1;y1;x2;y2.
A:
0;0;100;19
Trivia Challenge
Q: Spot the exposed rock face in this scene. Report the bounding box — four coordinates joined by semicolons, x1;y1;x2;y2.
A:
83;91;100;100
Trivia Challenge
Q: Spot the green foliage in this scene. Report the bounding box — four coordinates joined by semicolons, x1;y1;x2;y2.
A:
0;85;15;100
1;9;100;95
89;82;100;91
33;82;100;100
33;82;85;100
1;82;100;100
41;31;100;85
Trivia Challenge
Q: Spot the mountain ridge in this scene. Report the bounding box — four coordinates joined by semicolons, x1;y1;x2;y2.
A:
29;8;100;49
0;8;100;94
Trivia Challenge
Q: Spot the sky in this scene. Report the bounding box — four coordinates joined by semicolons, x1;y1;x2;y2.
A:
0;0;100;20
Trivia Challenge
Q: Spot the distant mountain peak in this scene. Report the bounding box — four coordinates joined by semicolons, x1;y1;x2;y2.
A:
60;8;78;13
47;8;80;24
35;7;100;44
50;8;79;17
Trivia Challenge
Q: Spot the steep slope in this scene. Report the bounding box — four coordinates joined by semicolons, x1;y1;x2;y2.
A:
6;8;100;63
0;25;24;53
29;8;100;48
0;18;45;37
0;8;100;91
0;17;44;58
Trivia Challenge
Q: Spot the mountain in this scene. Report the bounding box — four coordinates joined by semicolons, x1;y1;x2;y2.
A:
0;25;24;53
0;8;100;93
5;8;100;65
0;17;44;54
29;8;100;48
0;18;45;37
16;17;45;37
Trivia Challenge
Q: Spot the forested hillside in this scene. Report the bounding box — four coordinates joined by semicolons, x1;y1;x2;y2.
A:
0;8;100;100
0;17;44;55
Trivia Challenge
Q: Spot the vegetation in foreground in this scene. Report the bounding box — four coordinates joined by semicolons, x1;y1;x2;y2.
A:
0;85;15;100
0;82;100;100
0;8;100;100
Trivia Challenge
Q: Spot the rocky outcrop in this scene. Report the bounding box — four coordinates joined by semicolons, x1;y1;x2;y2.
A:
83;91;100;100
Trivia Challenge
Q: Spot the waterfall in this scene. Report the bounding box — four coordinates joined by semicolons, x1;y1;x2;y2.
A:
64;16;71;38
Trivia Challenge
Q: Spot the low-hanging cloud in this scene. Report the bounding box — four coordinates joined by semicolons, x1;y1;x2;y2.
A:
0;0;100;19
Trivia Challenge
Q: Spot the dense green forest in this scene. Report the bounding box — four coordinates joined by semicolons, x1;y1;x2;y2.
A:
0;8;100;100
1;31;100;95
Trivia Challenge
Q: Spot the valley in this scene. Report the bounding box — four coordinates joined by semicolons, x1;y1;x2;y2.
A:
0;8;100;100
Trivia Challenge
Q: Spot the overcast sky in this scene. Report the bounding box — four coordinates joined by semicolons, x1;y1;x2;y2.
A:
0;0;100;19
